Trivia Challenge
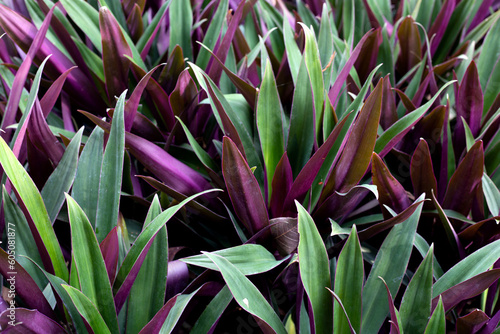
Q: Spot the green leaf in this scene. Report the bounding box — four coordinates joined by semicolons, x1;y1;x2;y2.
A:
95;91;126;243
482;172;500;217
399;245;434;334
283;18;301;84
191;286;232;334
62;284;112;334
424;296;445;334
334;225;363;334
361;194;425;334
256;59;285;200
66;194;118;333
414;234;445;279
72;126;104;229
196;0;228;69
433;238;500;297
60;0;102;53
0;138;68;281
159;287;201;333
41;128;83;223
181;244;287;275
169;0;193;60
296;201;333;334
126;196;168;333
176;117;218;171
202;252;287;334
136;0;170;53
477;15;500;113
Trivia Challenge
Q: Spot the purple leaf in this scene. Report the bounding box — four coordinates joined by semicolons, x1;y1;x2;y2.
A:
478;309;500;334
27;99;64;166
126;4;143;42
372;152;411;217
322;78;383;200
403;105;446;154
456;309;490;334
100;7;132;102
328;31;372;107
270;153;293;217
396;16;421;75
0;308;66;333
411;139;438;202
282;112;352;215
432;269;500;312
100;227;119;285
354;28;382;84
379;277;401;334
222;136;269;235
169;69;198;118
380;75;397;130
0;249;55;319
269;217;298;256
0;5;54;137
40;67;76;117
80;111;211;196
442;141;484;216
458;217;500;250
165;260;190;301
125;65;161;131
394;88;416;112
428;0;456;56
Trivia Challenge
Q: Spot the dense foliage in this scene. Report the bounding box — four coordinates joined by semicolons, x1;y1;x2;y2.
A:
1;0;500;332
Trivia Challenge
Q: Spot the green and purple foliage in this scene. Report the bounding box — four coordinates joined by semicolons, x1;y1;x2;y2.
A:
0;0;500;332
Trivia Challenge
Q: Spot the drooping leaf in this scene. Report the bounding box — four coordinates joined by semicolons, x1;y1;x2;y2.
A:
0;308;66;333
296;201;333;334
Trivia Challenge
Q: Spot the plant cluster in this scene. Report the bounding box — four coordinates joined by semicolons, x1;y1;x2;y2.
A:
0;0;500;332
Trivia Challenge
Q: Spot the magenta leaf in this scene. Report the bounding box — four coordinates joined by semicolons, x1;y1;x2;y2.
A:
100;227;119;285
428;0;456;56
222;136;269;235
270;152;293;217
0;308;66;333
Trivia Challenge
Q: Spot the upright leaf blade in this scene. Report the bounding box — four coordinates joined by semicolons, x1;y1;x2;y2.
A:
296;201;333;334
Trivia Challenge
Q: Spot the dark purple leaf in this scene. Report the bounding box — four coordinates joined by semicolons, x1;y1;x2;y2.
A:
165;260;190;301
432;269;500;312
443;141;484;216
456;309;490;334
269;217;298;256
100;227;119;285
282;112;352;215
0;308;66;333
270;153;293;217
0;5;53;137
439;101;451;202
411;139;438;201
322;78;383;200
222;136;269;235
100;7;132;101
158;45;185;94
372;152;411;216
328;30;372;107
395;88;416;112
130;113;164;142
478;309;500;334
354;28;382;84
27;99;64;166
39;65;74;116
396;16;421;75
0;249;55;319
125;65;161;131
127;4;143;42
380;75;397;130
403;105;446;153
169;69;198;118
458;217;500;250
428;0;456;56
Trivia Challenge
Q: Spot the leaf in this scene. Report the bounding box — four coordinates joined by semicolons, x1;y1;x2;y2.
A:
396;16;421;75
296;201;333;334
399;245;434;334
181;244;287;275
257;59;285;201
62;284;112;334
100;227;119;284
0;308;66;333
66;194;118;333
432;269;500;312
379;277;401;334
375;81;455;157
269;217;299;256
191;285;233;334
361;194;425;334
456;309;490;333
100;6;132;101
442;141;484;216
222;136;269;235
283;17;301;84
201;252;288;334
41;128;83;224
72;126;104;228
424;296;446;334
270;152;293;217
95;91;126;243
168;0;192;60
195;0;228;69
334;226;363;334
457;61;483;136
372;152;411;216
411;139;438;201
112;190;219;313
483;172;500;217
433;238;500;297
126;196;167;333
0;137;68;280
0;249;54;319
477;14;500;113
